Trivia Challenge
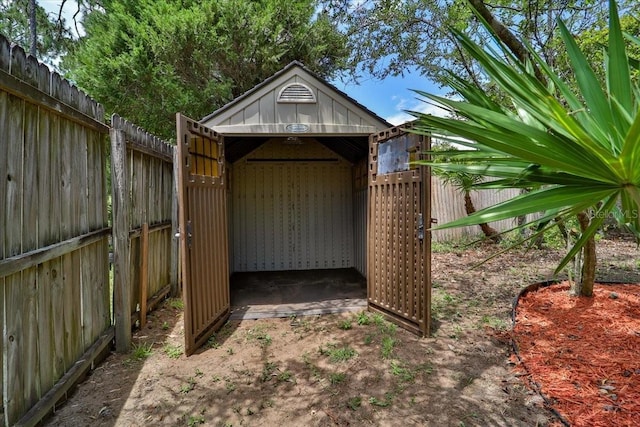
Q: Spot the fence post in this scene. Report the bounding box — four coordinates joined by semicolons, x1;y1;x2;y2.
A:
110;115;131;352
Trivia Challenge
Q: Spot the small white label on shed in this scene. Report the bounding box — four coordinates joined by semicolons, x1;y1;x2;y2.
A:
286;123;310;133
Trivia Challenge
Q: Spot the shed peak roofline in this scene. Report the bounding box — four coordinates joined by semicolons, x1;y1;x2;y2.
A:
200;61;391;135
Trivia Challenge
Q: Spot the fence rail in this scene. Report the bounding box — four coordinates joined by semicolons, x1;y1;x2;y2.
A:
1;38;111;427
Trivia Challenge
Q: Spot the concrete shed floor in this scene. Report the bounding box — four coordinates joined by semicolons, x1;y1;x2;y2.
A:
230;268;367;320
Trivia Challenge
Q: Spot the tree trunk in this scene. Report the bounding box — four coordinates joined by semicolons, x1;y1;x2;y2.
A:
576;211;596;297
28;0;37;57
467;0;546;84
464;191;501;242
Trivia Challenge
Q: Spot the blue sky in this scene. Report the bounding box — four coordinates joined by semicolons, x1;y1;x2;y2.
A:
332;71;446;125
41;0;446;125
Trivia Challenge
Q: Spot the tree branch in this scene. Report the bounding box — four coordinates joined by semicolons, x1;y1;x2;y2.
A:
467;0;547;84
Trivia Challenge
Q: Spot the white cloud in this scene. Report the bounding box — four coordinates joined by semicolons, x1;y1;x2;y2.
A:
385;99;450;126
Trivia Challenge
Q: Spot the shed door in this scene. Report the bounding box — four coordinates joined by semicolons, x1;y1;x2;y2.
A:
367;127;431;336
176;113;230;355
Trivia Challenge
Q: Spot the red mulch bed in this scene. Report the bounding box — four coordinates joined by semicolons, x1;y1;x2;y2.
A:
512;282;640;427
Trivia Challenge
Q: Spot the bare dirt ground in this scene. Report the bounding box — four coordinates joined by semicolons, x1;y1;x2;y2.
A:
43;235;639;427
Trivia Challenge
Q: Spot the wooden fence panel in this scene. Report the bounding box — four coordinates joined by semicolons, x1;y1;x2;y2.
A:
110;115;178;340
431;175;522;242
1;39;111;427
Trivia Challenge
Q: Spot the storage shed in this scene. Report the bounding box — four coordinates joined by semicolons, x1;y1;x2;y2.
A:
176;62;431;354
200;61;391;276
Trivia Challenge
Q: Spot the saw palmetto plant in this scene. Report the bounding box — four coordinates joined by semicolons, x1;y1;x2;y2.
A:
411;0;640;296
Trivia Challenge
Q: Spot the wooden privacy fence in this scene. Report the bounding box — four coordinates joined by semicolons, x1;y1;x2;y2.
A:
0;37;179;426
0;39;112;426
110;114;178;352
431;175;522;242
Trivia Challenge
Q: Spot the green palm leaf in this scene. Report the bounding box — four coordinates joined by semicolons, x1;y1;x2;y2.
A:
412;0;640;287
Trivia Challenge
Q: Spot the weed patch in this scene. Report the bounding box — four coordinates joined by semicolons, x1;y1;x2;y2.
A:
381;336;396;359
347;396;362;410
338;319;353;330
130;341;153;361
167;298;184;310
319;343;357;363
390;360;415;382
329;372;346;385
163;343;183;359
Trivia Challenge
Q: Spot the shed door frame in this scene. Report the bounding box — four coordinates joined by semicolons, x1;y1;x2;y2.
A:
176;113;230;355
367;126;431;336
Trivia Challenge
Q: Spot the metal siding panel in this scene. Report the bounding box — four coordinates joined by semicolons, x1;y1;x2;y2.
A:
259;93;276;124
333;101;348;125
230;110;244;125
317;90;332;123
347;109;364;126
244;101;260;124
276;103;296;124
296;102;317;124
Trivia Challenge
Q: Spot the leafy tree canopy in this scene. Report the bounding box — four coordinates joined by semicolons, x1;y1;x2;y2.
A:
0;0;74;64
322;0;636;92
63;0;348;139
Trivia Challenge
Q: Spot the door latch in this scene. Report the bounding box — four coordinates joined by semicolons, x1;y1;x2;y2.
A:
417;213;424;241
186;221;193;249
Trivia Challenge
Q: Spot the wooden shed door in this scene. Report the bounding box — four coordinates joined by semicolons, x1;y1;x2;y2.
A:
367;127;431;336
176;113;230;355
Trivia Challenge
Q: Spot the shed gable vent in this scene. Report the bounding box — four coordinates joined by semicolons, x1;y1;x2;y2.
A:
277;83;316;103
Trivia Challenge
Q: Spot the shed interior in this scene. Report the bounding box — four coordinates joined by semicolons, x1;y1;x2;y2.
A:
226;135;369;279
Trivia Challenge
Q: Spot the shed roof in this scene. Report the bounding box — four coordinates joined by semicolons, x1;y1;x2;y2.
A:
201;62;392;163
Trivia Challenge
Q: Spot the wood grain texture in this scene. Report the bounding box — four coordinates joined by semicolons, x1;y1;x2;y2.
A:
110;123;132;352
1;39;111;426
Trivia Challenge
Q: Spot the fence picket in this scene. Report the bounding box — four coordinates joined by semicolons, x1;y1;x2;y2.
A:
1;34;112;426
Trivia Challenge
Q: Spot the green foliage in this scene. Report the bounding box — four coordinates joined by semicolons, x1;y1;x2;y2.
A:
130;341;153;360
431;142;484;193
368;394;392;407
329;372;346;384
322;0;631;93
413;0;640;277
380;336;396;359
168;298;184;310
347;396;362;410
63;0;348;139
260;362;277;382
180;377;197;394
276;370;294;383
338;319;353;330
206;334;221;349
163;342;183;359
319;343;357;362
0;0;74;63
355;311;371;325
390;360;416;382
431;289;462;321
186;415;205;426
245;324;273;347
